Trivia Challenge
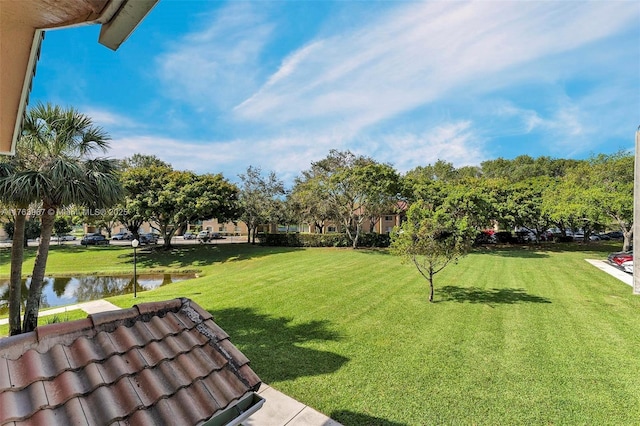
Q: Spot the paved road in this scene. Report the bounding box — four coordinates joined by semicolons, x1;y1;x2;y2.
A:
0;235;247;248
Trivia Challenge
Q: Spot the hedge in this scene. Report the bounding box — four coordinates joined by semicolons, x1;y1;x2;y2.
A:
258;232;391;248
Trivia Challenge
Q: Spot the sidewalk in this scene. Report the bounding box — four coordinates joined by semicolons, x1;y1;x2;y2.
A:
585;259;632;287
0;299;342;426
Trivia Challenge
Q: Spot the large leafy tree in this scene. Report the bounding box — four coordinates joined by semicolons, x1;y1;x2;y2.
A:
564;152;633;250
501;177;554;241
481;155;579;180
238;166;286;244
124;163;239;248
114;155;171;239
289;172;333;234
8;103;123;333
300;150;400;248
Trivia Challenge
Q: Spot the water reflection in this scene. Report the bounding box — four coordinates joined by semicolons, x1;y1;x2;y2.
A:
0;273;195;315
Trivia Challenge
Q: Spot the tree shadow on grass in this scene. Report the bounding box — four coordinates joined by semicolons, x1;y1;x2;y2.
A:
473;245;550;258
439;286;551;304
209;307;349;383
474;241;622;258
330;411;407;426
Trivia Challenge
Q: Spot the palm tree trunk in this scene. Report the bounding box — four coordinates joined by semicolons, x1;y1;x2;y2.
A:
9;207;27;335
23;206;56;332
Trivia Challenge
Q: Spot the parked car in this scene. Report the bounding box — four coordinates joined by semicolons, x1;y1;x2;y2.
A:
81;234;109;246
604;231;624;240
111;232;133;240
608;251;633;266
51;234;76;242
139;233;159;244
621;260;633;274
183;232;196;240
197;231;210;241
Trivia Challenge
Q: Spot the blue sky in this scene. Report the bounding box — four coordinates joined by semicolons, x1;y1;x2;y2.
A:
30;0;640;184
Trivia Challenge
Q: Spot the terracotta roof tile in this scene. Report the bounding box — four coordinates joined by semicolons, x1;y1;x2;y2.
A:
0;358;10;389
135;299;182;316
36;318;94;343
142;313;184;340
0;334;35;360
20;398;89;426
202;318;230;341
0;381;48;421
89;306;139;328
0;298;262;425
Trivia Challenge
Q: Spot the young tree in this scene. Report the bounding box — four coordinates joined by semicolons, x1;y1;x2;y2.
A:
391;199;476;302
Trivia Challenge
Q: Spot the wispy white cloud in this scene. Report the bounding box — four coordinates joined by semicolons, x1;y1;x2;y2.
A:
372;121;487;174
81;107;139;129
105;132;338;184
235;1;636;139
106;135;239;174
156;2;274;111
117;0;637;179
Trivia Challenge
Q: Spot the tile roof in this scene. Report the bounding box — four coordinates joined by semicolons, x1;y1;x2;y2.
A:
0;298;262;425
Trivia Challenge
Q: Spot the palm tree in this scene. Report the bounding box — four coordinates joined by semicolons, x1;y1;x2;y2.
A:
0;154;49;335
16;103;122;333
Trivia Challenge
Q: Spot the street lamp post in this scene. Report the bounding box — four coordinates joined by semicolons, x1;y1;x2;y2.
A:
132;239;139;297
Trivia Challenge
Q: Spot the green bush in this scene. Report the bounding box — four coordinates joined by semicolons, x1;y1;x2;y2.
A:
494;231;515;244
259;232;390;248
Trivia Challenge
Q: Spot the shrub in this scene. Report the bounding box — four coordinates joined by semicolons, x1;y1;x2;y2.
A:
474;231;496;245
259;232;390;248
494;231;515;244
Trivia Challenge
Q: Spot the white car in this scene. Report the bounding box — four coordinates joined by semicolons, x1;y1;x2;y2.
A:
112;232;133;240
51;234;76;241
621;260;633;274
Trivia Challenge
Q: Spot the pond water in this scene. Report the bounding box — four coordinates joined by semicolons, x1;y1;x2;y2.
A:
0;273;197;315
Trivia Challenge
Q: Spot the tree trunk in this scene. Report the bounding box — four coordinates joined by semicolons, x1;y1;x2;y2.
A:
9;208;27;335
352;224;360;249
23;206;56;332
623;230;632;252
428;270;435;303
162;226;172;249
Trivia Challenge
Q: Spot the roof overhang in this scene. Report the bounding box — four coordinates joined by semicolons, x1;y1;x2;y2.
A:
0;0;159;155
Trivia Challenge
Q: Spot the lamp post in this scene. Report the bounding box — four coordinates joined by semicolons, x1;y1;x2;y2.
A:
131;239;139;297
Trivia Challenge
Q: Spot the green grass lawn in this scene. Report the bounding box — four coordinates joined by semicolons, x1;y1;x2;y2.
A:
1;242;639;424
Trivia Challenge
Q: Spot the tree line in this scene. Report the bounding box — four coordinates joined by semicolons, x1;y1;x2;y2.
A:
0;103;633;331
